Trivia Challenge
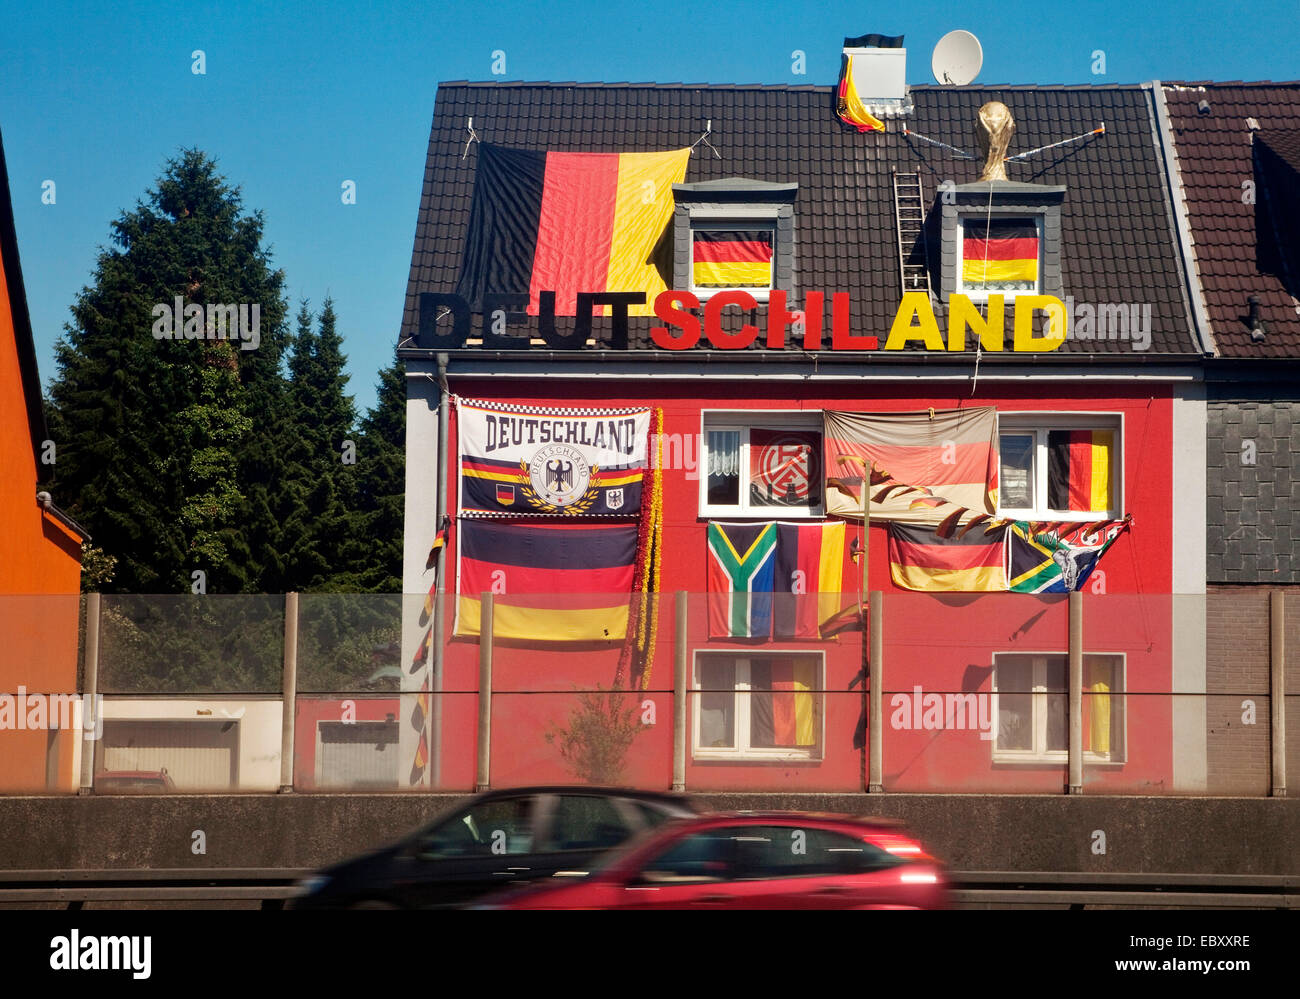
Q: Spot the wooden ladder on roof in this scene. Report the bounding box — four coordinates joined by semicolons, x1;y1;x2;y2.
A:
891;167;933;300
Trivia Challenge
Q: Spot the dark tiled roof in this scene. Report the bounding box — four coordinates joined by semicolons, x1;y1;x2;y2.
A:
1162;82;1300;358
402;82;1199;356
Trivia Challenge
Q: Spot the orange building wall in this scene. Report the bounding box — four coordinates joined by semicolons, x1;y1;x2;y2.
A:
0;229;84;792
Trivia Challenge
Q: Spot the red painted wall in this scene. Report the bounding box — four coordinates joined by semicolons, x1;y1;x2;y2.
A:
419;377;1175;793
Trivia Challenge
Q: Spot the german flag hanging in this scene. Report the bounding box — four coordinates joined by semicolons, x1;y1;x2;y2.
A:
1048;430;1114;512
751;657;817;748
692;230;774;289
455;144;690;317
453;520;638;642
962;219;1039;292
888;522;1008;592
836;54;886;133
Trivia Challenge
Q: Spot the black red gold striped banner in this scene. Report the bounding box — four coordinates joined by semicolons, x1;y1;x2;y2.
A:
888;522;1008;591
1047;429;1113;512
455;144;690;317
692;229;773;289
962;219;1039;291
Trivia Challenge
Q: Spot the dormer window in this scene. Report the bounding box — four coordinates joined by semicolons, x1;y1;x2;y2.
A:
940;182;1065;305
672;178;798;304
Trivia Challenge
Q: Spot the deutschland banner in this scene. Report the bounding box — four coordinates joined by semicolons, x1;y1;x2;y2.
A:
823;408;999;526
453;521;638;641
888;522;1008;592
459;398;651;517
454;143;691;317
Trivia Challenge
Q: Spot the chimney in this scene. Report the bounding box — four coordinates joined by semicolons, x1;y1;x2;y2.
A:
1248;295;1266;342
841;33;912;118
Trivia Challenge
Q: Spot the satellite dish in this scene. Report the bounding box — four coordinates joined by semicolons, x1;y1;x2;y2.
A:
932;29;983;86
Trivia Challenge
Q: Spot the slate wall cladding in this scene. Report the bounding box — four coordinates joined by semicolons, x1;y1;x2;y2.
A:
1207;399;1300;583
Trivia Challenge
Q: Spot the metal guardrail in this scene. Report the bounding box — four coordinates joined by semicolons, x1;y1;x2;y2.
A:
950;871;1300;909
0;868;314;909
0;868;1294;909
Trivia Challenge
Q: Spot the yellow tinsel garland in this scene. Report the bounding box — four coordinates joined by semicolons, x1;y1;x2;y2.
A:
637;409;665;690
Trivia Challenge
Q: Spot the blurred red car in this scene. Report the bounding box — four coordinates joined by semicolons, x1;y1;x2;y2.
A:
488;812;949;909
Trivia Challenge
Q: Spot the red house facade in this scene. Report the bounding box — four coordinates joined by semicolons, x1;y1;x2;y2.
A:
393;62;1211;795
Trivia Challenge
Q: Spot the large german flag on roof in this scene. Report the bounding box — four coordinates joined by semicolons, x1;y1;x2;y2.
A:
455;144;690;317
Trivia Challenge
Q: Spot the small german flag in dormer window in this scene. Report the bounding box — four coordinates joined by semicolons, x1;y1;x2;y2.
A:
961;218;1040;293
691;228;774;290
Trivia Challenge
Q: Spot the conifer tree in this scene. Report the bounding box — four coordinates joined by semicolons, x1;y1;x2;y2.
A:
353;347;407;593
47;149;288;592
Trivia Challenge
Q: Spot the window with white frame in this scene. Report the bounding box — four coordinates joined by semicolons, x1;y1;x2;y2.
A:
689;223;776;301
992;652;1125;763
956;216;1044;300
998;415;1121;520
694;652;824;761
701;413;823;517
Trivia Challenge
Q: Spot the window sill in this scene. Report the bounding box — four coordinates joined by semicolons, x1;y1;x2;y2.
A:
998;512;1121;523
955;289;1042;302
693;750;823;764
993;753;1126;765
691;287;772;301
699;510;826;521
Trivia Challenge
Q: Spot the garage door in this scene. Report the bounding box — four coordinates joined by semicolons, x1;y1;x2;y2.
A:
317;721;400;788
100;720;239;790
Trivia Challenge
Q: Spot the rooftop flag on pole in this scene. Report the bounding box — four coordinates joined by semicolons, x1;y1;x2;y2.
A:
454;521;637;641
455;143;690;317
707;522;777;638
823;408;999;526
888;522;1008;591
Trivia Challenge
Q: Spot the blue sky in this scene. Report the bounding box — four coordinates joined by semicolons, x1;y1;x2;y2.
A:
1;0;1294;415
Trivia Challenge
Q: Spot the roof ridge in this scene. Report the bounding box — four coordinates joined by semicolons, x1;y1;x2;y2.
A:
1164;79;1300;88
434;79;1150;93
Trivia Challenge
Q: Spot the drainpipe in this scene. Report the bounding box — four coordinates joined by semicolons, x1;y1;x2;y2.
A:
430;353;450;788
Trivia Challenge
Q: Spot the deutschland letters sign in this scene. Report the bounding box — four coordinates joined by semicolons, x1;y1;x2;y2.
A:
418;289;1070;353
